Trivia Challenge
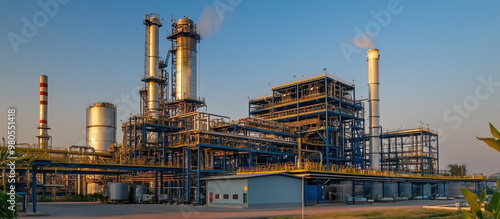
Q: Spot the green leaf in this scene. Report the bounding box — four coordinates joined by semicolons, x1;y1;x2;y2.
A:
477;137;500;153
487;191;500;213
476;210;484;219
491;123;500;139
462;210;476;219
462;187;481;213
462;210;475;219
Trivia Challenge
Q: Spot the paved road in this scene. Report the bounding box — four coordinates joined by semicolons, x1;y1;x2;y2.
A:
21;200;457;219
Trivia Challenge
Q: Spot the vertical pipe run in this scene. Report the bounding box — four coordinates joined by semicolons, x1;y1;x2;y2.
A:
38;75;49;149
367;49;381;170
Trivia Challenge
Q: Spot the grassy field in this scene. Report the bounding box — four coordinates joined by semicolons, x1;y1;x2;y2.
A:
268;208;463;219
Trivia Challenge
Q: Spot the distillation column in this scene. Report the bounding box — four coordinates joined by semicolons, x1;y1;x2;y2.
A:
171;17;200;100
37;75;50;149
144;14;162;119
367;49;381;169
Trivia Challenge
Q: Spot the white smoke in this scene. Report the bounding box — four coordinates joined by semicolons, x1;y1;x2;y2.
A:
196;0;241;38
353;33;375;49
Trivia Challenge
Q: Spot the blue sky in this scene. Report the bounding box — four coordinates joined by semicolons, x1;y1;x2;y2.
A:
1;0;499;175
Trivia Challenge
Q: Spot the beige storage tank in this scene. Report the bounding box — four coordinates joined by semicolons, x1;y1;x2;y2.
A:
87;102;116;152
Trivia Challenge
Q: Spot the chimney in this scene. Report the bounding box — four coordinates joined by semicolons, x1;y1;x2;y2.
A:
367;49;380;169
37;75;50;149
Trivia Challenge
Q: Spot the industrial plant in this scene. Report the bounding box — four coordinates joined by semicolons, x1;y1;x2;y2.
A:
1;13;485;212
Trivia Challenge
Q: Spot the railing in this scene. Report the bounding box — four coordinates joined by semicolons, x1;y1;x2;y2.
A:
249;94;273;102
236;162;486;180
384;127;438;135
271;73;355;90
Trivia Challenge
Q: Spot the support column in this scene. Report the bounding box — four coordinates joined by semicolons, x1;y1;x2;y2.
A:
154;171;158;203
42;170;46;198
197;145;201;205
382;181;385;197
32;166;37;213
160;172;164;201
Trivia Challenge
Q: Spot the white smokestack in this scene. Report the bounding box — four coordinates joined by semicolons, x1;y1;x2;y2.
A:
367;49;380;170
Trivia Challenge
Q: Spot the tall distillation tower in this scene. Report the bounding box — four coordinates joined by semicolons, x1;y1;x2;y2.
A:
141;13;167;121
167;16;204;115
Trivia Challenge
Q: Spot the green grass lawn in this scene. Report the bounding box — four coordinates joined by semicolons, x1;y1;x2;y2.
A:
269;209;463;219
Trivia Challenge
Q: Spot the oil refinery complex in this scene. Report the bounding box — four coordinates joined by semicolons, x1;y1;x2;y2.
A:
1;14;485;212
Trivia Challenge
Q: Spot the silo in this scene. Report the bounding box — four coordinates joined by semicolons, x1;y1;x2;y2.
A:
109;182;129;201
87;102;116;152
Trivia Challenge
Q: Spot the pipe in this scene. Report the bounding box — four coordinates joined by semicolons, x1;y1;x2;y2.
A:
367;49;381;170
38;75;49;150
145;15;162;119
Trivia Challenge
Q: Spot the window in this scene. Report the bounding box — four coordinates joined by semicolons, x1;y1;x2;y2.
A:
223;194;229;199
233;194;238;200
215;194;220;199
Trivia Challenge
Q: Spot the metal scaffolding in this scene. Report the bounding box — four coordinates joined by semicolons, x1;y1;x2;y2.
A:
249;73;365;168
380;127;439;175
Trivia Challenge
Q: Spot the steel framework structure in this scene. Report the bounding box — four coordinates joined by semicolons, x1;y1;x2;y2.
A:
380;128;439;175
248;73;365;168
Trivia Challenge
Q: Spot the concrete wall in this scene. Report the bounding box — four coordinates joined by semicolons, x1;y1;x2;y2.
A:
206;178;248;208
248;175;301;208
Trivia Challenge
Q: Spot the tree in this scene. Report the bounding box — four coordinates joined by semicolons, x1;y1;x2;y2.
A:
446;163;468;177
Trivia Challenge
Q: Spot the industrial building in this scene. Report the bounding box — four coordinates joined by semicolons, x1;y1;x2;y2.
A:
0;13;486;213
205;173;302;208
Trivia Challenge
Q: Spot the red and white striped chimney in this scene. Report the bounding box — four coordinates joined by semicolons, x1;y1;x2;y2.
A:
38;75;50;149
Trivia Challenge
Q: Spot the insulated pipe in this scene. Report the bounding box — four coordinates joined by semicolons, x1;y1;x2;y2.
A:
38;75;48;149
367;49;381;170
146;15;162;119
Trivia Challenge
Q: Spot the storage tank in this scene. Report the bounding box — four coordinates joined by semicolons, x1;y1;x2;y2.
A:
383;182;397;197
135;185;148;203
399;182;412;198
86;183;102;195
87;102;116;152
110;182;129;201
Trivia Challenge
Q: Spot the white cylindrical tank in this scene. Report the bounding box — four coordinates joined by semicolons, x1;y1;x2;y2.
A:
87;102;116;152
110;182;129;201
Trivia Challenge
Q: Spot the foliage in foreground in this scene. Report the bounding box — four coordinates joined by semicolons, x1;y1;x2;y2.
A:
0;191;17;219
461;123;500;219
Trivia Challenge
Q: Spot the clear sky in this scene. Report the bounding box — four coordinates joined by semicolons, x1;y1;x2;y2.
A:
1;0;499;175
